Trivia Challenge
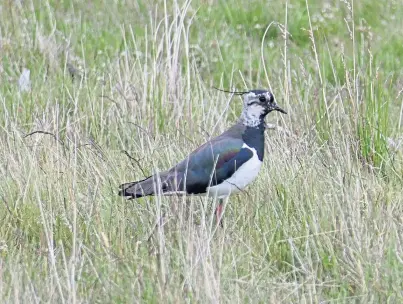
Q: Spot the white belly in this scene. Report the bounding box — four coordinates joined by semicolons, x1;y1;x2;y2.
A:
206;144;262;199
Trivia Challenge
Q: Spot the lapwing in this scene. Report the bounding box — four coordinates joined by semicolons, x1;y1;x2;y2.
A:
119;89;287;225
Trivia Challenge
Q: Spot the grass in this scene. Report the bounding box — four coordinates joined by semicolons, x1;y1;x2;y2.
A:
1;0;403;302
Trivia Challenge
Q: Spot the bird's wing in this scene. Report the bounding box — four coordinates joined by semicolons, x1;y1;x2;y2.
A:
172;137;254;194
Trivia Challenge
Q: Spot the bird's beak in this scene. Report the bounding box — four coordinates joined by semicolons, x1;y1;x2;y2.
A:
274;104;287;114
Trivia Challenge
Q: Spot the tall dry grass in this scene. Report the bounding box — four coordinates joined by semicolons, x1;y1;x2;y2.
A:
0;0;402;302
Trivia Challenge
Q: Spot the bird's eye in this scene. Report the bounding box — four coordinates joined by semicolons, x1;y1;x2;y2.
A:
259;96;266;102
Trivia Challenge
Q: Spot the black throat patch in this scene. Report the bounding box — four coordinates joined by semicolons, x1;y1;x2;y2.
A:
242;122;265;161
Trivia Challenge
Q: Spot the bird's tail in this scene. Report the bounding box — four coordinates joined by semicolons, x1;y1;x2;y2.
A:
118;176;154;198
118;173;181;199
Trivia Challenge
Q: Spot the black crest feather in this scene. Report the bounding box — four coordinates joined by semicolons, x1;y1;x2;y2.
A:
213;87;249;95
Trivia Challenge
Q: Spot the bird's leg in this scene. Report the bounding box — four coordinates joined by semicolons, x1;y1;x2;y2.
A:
215;199;224;227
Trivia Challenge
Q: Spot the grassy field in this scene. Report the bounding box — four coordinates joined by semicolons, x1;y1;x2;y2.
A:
1;0;403;302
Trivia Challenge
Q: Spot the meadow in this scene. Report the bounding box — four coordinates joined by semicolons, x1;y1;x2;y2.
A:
0;0;402;302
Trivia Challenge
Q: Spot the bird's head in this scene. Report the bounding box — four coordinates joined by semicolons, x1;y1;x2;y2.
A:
240;89;286;127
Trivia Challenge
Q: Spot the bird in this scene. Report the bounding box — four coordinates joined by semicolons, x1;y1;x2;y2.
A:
119;89;287;225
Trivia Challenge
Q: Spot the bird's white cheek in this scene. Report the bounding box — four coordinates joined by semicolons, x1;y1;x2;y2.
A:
250;104;265;116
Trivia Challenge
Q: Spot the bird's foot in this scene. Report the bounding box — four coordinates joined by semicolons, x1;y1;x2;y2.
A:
215;203;224;228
